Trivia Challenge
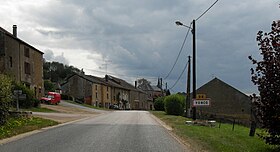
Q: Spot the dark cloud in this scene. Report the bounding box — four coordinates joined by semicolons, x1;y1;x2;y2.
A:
1;0;279;93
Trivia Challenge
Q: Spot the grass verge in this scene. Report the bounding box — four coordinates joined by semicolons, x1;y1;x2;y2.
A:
64;100;109;110
0;116;58;140
22;107;58;113
151;111;280;152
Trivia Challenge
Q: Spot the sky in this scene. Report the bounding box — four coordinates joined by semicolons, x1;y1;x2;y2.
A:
0;0;279;94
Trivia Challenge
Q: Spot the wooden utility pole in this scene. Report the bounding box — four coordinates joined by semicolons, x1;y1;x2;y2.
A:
186;56;191;117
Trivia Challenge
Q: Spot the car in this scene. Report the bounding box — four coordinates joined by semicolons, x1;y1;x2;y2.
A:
109;104;119;110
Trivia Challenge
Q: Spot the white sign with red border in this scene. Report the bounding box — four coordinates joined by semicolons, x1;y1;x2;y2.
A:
193;99;211;107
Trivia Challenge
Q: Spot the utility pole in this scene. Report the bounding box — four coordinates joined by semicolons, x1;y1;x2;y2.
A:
186;56;191;117
192;19;197;120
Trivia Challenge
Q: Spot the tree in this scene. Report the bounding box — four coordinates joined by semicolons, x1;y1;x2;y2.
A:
164;94;185;116
154;96;165;111
43;61;81;83
249;20;280;145
0;74;12;125
44;80;55;92
13;82;35;108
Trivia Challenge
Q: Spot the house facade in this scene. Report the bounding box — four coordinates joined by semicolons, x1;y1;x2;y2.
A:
0;25;44;99
61;74;150;110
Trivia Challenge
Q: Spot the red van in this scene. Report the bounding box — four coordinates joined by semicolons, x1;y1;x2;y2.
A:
40;92;61;105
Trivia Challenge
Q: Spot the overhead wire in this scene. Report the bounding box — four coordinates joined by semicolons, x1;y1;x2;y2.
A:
166;0;219;91
196;0;219;21
168;60;189;90
164;22;192;80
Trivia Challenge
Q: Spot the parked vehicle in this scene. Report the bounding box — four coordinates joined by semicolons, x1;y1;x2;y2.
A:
40;92;61;105
109;104;119;110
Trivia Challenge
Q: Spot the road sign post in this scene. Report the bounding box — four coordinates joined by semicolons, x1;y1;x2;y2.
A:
13;90;22;111
193;94;211;107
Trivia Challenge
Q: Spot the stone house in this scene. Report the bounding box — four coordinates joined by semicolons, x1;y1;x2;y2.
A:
61;73;104;105
104;75;149;110
137;78;163;102
0;25;44;99
61;73;150;110
192;78;251;121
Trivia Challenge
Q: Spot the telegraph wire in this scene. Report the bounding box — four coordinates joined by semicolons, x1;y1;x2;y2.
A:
168;60;189;90
196;0;219;21
167;0;219;91
81;67;159;81
164;22;192;80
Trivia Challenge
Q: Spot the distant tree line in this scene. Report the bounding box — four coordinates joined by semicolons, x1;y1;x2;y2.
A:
43;60;81;92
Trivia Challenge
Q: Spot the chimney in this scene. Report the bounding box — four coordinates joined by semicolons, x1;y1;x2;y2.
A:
135;81;137;88
105;75;108;82
13;25;17;37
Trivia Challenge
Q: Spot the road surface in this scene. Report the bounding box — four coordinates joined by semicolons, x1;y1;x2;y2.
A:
0;111;189;152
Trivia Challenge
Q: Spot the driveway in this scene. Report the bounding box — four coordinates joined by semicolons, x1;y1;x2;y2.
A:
32;100;107;123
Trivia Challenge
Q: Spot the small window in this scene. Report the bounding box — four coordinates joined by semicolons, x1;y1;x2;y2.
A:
24;62;31;74
96;92;98;99
95;85;98;90
107;93;109;99
24;47;30;58
107;86;109;91
9;56;12;68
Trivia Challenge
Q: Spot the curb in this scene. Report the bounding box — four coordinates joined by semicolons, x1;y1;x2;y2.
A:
149;112;194;152
0;112;106;145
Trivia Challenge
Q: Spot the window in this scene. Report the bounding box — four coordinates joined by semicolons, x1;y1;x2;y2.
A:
24;62;31;74
95;85;98;90
24;47;30;58
96;92;98;99
107;93;109;99
34;87;37;97
9;56;12;68
107;86;109;91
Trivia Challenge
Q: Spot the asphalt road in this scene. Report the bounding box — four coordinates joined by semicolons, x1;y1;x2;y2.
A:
60;100;107;113
0;111;188;152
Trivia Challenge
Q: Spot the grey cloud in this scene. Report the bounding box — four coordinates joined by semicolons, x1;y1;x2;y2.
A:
43;50;69;65
2;0;279;93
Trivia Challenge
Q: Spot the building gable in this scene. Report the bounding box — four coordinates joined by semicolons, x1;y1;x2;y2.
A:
194;77;251;117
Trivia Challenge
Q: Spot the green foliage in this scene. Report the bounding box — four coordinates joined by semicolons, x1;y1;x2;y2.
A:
32;98;41;108
164;94;185;116
249;20;280;145
44;80;55;92
0;116;58;139
43;61;81;83
0;74;13;125
13;82;35;108
151;111;280;152
154;96;165;111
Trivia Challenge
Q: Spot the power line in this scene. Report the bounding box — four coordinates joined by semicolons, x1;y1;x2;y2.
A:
164;22;192;80
82;67;159;81
196;0;219;21
168;60;189;90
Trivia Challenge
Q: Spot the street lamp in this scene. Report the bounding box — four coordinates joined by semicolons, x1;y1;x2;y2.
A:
176;20;197;120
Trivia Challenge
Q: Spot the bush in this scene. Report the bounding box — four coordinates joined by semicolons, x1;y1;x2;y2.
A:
154;97;165;111
0;74;12;125
32;99;41;108
164;94;185;116
12;82;35;109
